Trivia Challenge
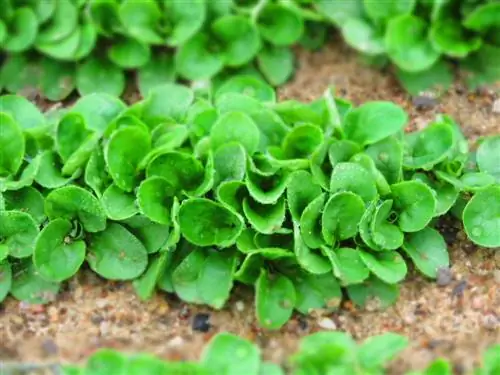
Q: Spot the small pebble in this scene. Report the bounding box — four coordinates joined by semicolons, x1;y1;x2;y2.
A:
317;318;337;330
482;314;498;330
90;314;104;325
452;280;467;297
235;301;245;312
493;270;500;284
412;93;438;109
192;313;211;332
167;336;185;348
492;98;500;114
436;267;453;286
41;339;58;356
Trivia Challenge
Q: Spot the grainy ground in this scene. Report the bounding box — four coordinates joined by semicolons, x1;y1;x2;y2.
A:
0;41;499;375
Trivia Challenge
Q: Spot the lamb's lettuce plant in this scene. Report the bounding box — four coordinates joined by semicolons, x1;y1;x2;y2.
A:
61;331;500;375
0;81;499;330
315;0;500;94
0;0;328;100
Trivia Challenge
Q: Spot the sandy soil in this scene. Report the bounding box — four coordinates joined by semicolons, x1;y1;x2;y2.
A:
0;41;499;374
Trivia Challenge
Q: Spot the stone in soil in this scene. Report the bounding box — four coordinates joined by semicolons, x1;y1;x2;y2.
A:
192;313;211;332
436;267;453;287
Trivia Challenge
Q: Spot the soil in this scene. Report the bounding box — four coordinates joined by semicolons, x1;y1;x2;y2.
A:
1;41;499;375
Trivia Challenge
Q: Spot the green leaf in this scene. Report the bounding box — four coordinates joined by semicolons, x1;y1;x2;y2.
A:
322;192;365;245
422;359;452;375
39;57;75;101
84;349;127;375
0;94;46;132
403;120;454;170
87;223;148;280
76;57;125;97
122;215;170;254
0;113;24;177
396;60;453;96
294;221;331;274
132;252;169;301
213;142;247;186
463;2;500;32
35;0;78;44
3;187;46;225
481;344;500;375
363;0;416;23
300;193;325;249
85;147;111;197
0;261;11;303
108;38;151;69
35;151;76;189
197;250;236;309
282;124;323;159
0;53;41;95
429;20;482;58
118;0;162;44
35;26;81;61
358;250;407;284
293;271;342;314
257;45;294;86
88;0;121;37
346;275;399;308
463;185;500;248
171;249;205;304
137;52;176;97
343;101;407;146
326;246;370;287
391;180;436;232
370;200;404;250
212;15;261;66
476;135;500;182
250;109;290;151
178;198;244;247
1;155;42;193
10;260;60;304
0;210;39;258
45;186;107;233
243;196;286;234
137;177;176;225
164;0;206;46
105;126;151;192
385;15;440;72
358;333;409;370
101;184;138;221
175;34;224;80
258;4;304;46
33;218;86;282
202;333;260;375
256;269;296;330
341;18;385;55
259;363;284;375
314;0;363;26
402;227;449;278
246;164;289;205
287;170;322;222
146;151;204;193
56;112;91;163
71;92;126;134
215;92;264;115
75;22;98;60
3;7;38;52
210;111;260;154
216;75;275;103
330;162;377;203
141;83;194;125
365;136;403;185
216;180;247;214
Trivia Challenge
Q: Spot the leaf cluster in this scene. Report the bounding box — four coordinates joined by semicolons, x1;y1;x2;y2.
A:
1;80;499;329
63;331;500;375
314;0;500;93
0;0;328;100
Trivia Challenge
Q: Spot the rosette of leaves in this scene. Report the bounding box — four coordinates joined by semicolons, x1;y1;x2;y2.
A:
315;0;500;94
0;0;329;100
1;81;499;330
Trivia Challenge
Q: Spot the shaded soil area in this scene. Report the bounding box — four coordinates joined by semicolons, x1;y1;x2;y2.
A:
1;41;499;374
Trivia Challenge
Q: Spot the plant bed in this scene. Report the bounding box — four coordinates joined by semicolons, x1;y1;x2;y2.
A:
0;42;499;375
